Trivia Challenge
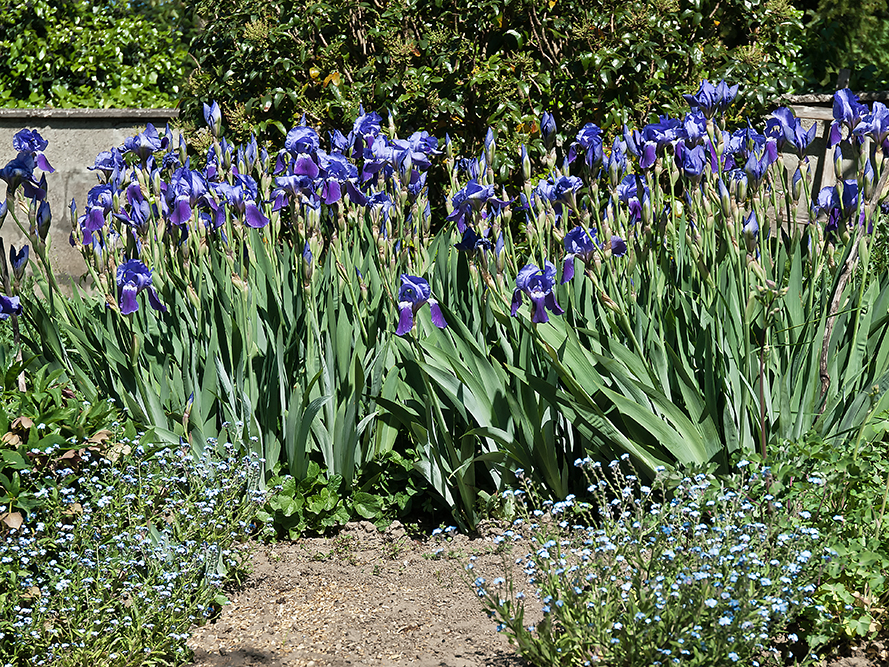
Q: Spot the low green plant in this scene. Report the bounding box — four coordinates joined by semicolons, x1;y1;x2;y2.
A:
468;458;830;667
763;432;889;645
0;439;264;666
257;449;440;539
0;359;125;527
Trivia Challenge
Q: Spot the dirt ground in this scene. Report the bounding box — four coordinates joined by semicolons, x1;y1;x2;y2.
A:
184;521;887;667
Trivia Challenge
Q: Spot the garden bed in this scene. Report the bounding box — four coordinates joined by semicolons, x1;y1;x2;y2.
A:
185;523;888;667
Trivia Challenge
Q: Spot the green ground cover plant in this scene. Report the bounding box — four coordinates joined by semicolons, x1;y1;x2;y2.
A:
465;457;831;666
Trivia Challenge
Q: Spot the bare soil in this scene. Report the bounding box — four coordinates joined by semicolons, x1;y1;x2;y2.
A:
185;521;887;667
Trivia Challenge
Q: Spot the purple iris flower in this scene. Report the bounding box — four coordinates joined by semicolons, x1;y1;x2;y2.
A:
830;89;869;146
454;226;492;252
511;261;564;324
165;167;209;227
448;179;510;232
676;142;708;185
683;79;739;118
395;274;447;336
568;123;603;171
33;200;51;241
766;108;817;159
13;129;54;173
611;235;628;257
347;107;383;156
0;295;21;320
682;109;708;145
853;101;889;151
743;141;779;189
123;124;167;163
13;129;47;153
89;148;126;177
116;259;166;315
9;245;28;282
212;174;269;229
604;137;627;185
0;152;44;200
639;116;683;168
114;182;155;235
561;226;599;283
535;174;582;219
318;151;363;204
285;125;321;155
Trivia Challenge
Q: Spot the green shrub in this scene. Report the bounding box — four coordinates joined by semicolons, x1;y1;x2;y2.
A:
184;0;806;154
0;0;195;108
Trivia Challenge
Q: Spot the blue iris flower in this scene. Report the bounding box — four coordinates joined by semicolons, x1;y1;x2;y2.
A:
116;259;166;315
0;294;21;320
561;226;599;283
395;274;447;336
511;261;564;324
567;123;604;172
683;79;738;118
766;108;817;159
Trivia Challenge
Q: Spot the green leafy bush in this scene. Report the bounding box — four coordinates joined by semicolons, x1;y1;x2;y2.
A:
0;0;194;108
184;0;806;152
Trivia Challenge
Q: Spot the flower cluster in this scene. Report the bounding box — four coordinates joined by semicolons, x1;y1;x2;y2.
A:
470;459;830;667
0;439;265;665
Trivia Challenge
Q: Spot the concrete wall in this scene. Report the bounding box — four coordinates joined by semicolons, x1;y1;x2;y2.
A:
0;108;178;288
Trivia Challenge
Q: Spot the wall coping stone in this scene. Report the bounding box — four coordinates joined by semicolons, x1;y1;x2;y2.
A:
0;108;179;121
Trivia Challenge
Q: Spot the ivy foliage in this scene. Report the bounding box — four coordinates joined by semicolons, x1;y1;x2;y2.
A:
184;0;806;150
0;0;196;108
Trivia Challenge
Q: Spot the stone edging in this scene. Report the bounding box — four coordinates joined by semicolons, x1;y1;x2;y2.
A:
0;108;179;121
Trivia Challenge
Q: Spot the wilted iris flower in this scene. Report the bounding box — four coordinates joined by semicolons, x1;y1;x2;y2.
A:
116;259;166;315
395;274;447;336
511;261;564;324
561;226;599;283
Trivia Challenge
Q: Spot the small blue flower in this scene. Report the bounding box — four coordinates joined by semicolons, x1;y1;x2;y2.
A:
395;275;447;336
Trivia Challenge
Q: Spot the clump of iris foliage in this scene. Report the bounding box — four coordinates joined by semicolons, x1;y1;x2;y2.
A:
0;77;888;662
462;456;830;667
